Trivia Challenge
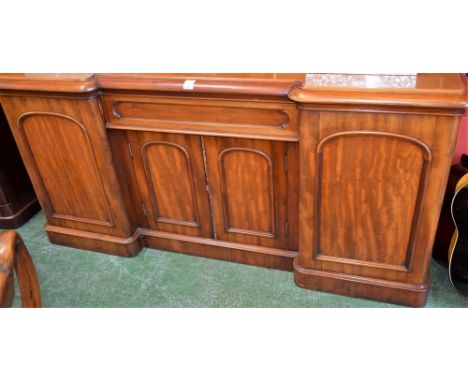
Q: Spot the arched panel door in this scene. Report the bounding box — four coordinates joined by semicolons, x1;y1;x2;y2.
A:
311;131;431;275
204;137;289;249
0;95;134;239
129;131;213;238
17;113;113;227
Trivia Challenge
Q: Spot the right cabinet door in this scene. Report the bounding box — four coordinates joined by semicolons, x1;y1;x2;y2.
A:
298;111;460;285
203;137;289;249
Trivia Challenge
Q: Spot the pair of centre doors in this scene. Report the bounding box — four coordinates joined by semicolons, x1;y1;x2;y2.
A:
125;131;298;251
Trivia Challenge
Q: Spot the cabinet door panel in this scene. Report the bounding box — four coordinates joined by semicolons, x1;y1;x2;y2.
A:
130;131;212;238
204;137;288;249
20;114;112;225
317;132;430;270
0;96;133;238
298;111;458;284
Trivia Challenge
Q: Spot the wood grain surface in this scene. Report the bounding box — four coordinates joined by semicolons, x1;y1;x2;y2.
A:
0;73;465;305
0;230;42;308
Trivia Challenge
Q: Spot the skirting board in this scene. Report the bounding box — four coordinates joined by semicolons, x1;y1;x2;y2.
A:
44;224;296;271
293;257;430;307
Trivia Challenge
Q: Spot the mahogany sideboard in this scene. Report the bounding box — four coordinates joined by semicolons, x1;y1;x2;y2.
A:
0;103;39;228
0;73;466;307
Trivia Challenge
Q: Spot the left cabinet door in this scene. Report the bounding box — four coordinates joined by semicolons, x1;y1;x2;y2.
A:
128;131;213;238
0;96;136;245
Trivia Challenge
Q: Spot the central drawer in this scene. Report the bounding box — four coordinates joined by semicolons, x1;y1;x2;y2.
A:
101;94;299;141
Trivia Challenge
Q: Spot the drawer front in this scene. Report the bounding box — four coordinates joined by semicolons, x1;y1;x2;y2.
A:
102;94;299;141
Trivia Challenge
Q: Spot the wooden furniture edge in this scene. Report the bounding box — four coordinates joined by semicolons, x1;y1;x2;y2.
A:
97;75;302;97
106;123;300;141
0;74;98;93
293;257;430;307
0;230;42;308
0;74;302;98
0;197;40;229
288;86;467;110
45;224;142;257
44;223;296;270
141;228;296;271
1;74;466;107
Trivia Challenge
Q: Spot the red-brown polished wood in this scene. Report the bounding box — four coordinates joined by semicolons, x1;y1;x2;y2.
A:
0;230;42;308
290;73;466;307
203;136;290;249
102;93;299;141
0;93;142;256
129;131;214;238
0;73;465;306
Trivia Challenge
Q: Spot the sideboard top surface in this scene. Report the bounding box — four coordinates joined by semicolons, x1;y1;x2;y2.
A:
0;73;466;108
0;73;304;97
0;73;97;93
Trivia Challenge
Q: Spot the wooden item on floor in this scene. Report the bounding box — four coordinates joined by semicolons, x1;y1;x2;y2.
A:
0;230;42;308
0;73;466;307
0;106;40;228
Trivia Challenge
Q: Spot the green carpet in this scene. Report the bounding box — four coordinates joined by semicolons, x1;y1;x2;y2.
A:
4;211;468;307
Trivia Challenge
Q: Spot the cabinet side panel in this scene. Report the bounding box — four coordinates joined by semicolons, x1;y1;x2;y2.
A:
298;112;320;266
107;130;145;231
287;142;299;251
